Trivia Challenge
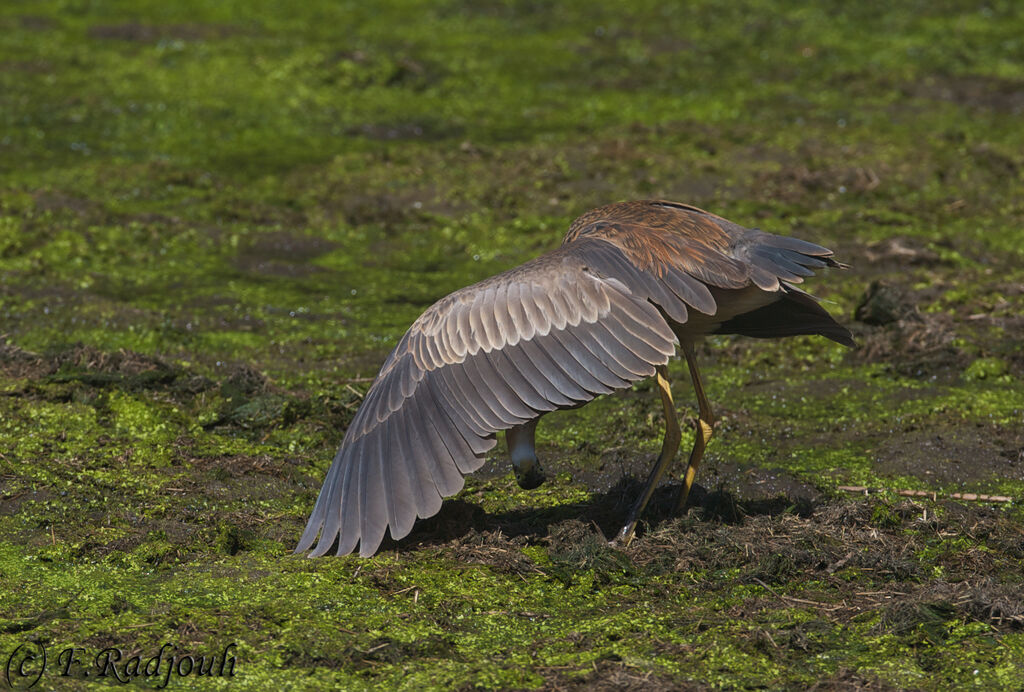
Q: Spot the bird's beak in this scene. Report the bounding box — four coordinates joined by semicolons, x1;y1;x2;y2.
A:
513;456;546;490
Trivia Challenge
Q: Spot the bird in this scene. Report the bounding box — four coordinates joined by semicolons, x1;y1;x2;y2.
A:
296;200;853;557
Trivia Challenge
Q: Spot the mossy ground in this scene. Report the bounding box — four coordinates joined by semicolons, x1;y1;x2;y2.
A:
2;1;1023;689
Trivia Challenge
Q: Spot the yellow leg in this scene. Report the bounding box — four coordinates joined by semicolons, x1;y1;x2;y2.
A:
675;342;715;513
614;364;681;546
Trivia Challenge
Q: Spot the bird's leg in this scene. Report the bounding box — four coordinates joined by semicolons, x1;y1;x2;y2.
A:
614;364;681;546
674;342;715;513
507;418;545;490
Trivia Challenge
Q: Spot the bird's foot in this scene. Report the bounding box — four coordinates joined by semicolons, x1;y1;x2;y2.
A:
610;520;638;549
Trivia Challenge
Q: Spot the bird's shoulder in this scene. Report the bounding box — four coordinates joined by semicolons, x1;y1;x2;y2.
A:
564;200;751;289
563;200;738;249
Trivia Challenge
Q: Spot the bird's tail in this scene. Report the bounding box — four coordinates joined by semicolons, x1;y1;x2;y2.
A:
714;287;855;347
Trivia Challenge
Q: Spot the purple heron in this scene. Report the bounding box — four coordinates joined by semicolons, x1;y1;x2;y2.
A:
297;200;853;557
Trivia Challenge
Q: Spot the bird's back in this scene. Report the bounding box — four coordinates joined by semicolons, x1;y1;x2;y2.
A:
562;199;853;346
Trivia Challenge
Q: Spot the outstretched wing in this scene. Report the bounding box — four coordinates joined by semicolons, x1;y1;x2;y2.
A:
297;237;685;557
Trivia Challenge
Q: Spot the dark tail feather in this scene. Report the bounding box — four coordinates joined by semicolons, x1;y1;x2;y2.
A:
715;289;855;347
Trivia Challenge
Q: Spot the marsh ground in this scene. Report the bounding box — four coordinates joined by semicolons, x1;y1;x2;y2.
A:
1;1;1023;689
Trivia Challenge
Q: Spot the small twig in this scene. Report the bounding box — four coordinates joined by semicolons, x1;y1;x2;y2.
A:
837;486;1013;503
389;585;419;597
760;628;780;649
751;578;843;611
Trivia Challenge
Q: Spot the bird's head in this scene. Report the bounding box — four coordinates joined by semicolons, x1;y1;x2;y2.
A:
506;419;545;490
512;454;546;490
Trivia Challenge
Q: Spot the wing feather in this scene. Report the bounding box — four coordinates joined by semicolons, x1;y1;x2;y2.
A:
554;328;631;389
598;311;674;366
461;353;534;424
536;329;617;394
418;390;482;479
421;328;445;370
455;302;473;355
519;285;550;336
398;404;443;524
574;322;654;380
500;342;576;408
533;284;566;331
382;411;419;540
605;289;677;353
518;336;595;401
358;428;388;558
482;348;553;413
439;308;463;362
331;436;362;557
427;368;492;445
544;284;570;327
467;298;486;352
662;267;718;315
388;407;423;539
444;360;507;429
505;281;534;342
407;391;469;494
491;282;513;347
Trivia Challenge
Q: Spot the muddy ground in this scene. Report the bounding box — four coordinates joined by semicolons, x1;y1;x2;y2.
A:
1;1;1023;689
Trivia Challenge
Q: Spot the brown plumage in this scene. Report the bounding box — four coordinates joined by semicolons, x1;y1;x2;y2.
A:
297;200;853;557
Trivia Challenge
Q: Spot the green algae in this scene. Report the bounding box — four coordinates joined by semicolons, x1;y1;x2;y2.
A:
2;0;1024;689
